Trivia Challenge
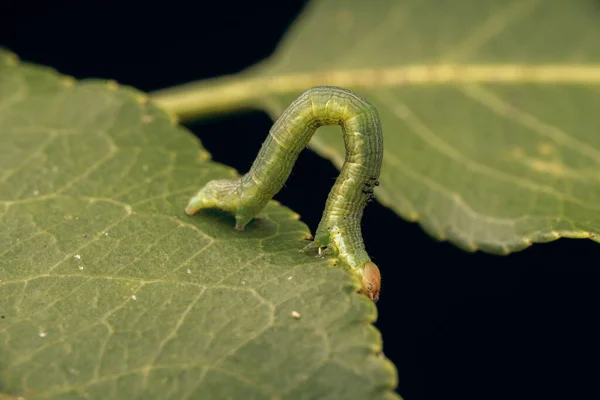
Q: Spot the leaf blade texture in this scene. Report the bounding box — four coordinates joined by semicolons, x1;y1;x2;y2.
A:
0;49;398;400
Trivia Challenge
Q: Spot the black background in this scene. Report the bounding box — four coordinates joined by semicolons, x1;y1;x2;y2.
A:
2;1;599;399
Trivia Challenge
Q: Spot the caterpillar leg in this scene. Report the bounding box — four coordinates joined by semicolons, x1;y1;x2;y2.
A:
300;227;335;257
300;240;333;257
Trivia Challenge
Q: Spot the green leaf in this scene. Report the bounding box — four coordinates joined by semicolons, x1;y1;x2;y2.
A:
255;0;600;255
153;0;600;254
0;50;397;399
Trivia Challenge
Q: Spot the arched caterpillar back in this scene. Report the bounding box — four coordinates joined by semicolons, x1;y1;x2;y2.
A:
186;86;383;301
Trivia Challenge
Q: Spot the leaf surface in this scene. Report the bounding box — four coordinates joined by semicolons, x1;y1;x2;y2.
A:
0;50;397;400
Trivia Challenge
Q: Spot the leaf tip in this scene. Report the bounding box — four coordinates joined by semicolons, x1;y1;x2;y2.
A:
199;150;211;162
61;76;76;88
135;93;149;105
228;168;239;178
106;79;120;90
5;52;19;67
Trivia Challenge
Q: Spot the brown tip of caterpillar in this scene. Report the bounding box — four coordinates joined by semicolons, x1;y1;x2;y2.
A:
359;261;381;302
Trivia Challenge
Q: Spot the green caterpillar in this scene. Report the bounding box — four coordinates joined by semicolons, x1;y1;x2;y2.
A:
185;86;383;302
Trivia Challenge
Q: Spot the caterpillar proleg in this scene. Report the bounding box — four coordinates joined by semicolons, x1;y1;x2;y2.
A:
186;86;383;301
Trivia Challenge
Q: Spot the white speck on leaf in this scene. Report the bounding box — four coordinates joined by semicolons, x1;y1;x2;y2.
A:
78;266;84;270
74;254;81;260
186;269;191;274
104;232;109;236
288;276;293;280
291;310;301;319
39;331;47;338
241;281;246;285
132;295;137;300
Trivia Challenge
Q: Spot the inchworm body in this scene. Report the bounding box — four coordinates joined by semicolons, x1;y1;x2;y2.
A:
185;86;383;301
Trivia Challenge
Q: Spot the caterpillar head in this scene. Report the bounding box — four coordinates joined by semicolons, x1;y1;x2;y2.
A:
359;261;381;302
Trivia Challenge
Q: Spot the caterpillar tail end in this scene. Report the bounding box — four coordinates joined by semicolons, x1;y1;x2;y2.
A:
185;192;210;216
358;262;381;303
185;178;259;231
185;179;237;217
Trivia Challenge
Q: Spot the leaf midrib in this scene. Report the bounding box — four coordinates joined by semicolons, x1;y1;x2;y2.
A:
150;64;600;121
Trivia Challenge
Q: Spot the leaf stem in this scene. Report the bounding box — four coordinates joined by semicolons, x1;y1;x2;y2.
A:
151;64;600;121
150;73;273;121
